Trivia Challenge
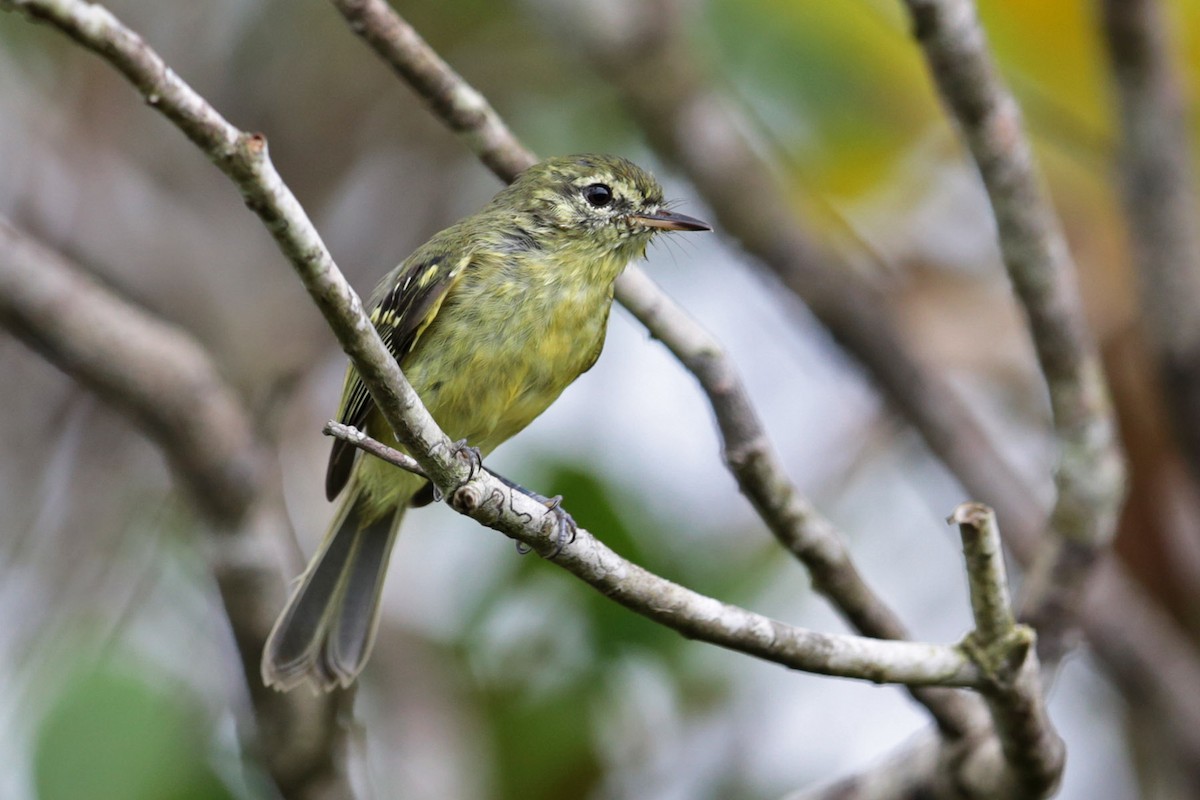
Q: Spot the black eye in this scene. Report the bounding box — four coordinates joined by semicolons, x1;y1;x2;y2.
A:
583;183;613;208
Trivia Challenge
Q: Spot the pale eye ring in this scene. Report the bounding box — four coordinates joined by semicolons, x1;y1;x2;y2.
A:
583;183;613;208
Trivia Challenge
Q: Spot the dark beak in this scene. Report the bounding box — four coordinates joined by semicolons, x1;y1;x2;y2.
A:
632;210;712;232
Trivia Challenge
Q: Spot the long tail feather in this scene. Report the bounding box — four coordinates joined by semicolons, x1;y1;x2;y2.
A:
262;491;403;692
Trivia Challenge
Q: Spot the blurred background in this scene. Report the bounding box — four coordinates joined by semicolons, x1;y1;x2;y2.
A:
1;0;1199;798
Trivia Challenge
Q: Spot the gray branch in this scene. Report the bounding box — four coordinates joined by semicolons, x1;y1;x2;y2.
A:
323;410;983;686
328;0;535;182
795;506;1070;800
0;219;258;525
0;217;352;799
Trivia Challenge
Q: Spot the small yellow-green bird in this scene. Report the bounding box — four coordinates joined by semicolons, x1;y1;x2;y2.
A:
262;154;709;691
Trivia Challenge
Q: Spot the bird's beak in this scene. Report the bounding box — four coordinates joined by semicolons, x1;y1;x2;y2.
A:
632;210;712;232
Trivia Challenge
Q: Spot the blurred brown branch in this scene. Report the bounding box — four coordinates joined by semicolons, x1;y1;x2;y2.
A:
1100;0;1200;481
0;217;352;800
1093;1;1200;785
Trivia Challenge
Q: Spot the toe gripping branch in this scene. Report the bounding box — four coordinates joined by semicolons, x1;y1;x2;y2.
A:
487;472;577;557
440;439;577;557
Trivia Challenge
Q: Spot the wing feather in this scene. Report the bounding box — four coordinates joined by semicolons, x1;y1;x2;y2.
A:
325;251;470;500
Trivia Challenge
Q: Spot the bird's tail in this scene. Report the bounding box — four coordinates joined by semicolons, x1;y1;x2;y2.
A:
261;489;403;692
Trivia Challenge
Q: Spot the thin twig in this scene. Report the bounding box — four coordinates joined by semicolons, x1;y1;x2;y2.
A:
0;217;352;799
324;0;985;737
1;0;995;694
950;503;1063;797
323;420;426;477
952;503;1016;644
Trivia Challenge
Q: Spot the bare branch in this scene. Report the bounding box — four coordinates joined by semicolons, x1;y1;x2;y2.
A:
798;506;1070;800
951;504;1064;797
513;515;981;688
0;217;259;525
900;0;1126;655
2;0;465;492
319;422;988;687
0;217;352;799
617;269;986;735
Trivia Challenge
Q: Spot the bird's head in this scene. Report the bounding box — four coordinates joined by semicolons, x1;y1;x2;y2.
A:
491;154;710;261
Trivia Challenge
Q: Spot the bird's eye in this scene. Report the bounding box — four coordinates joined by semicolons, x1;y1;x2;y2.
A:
583;183;613;208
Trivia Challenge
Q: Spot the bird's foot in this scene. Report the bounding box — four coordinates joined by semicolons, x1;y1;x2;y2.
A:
540;494;577;558
432;439;483;503
452;439;484;481
513;492;576;558
488;471;576;557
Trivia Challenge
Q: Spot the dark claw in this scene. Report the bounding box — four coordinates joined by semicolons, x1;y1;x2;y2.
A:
484;467;576;557
512;495;576;557
453;439;483;480
433;439;483;503
543;495;577;559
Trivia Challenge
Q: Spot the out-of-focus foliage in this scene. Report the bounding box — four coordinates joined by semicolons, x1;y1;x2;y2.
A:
705;0;939;198
34;660;235;800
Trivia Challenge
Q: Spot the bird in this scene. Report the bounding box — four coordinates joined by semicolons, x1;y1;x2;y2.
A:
261;153;710;692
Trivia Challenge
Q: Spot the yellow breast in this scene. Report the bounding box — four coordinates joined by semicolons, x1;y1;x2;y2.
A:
398;250;620;453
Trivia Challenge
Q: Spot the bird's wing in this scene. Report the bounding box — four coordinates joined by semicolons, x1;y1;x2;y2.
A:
325;249;471;500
